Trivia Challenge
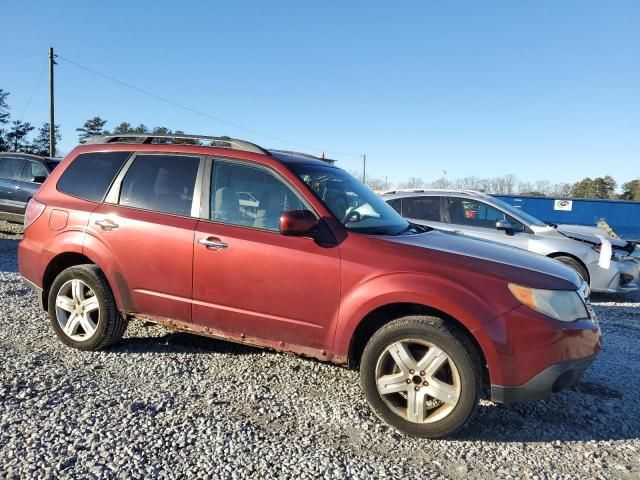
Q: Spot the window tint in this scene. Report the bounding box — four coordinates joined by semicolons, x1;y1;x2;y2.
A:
119;154;199;216
448;198;524;231
57;152;130;202
20;161;47;182
387;198;402;214
403;196;441;221
210;161;306;231
0;157;25;180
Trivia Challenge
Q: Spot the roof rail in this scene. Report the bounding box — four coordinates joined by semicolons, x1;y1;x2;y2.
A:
85;134;270;155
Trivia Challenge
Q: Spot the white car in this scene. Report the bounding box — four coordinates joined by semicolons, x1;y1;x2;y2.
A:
382;189;639;294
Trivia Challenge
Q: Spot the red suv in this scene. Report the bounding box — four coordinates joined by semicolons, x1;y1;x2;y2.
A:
19;134;601;438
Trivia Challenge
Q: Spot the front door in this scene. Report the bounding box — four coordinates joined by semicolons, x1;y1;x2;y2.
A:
192;159;341;349
86;153;202;322
443;197;531;249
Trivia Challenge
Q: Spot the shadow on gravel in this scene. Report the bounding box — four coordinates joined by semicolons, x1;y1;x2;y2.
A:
458;382;639;442
110;331;260;356
0;239;19;273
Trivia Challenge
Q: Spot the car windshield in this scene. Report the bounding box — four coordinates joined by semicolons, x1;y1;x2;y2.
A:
290;163;411;235
490;197;547;227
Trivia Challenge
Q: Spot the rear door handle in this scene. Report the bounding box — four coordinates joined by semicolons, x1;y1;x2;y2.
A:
95;219;119;230
198;237;228;249
14;185;21;190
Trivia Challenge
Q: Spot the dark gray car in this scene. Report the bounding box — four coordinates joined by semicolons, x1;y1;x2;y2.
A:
0;153;60;223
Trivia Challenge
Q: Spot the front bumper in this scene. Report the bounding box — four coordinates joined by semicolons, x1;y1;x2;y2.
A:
491;354;596;404
588;258;639;293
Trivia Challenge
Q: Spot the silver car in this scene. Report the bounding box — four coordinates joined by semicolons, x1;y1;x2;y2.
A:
381;189;639;294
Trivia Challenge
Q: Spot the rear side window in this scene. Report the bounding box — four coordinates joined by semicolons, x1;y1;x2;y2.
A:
0;157;25;180
119;154;200;216
387;198;402;214
57;152;130;202
403;196;442;221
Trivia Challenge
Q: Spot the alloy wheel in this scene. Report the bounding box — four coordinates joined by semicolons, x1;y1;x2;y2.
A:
54;279;100;342
375;339;461;424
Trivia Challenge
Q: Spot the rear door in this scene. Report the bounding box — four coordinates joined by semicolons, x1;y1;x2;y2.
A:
401;195;447;229
13;160;48;211
86;153;203;323
191;158;341;349
0;156;26;217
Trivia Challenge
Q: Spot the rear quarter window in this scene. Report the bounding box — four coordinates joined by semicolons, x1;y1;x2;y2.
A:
57;152;131;202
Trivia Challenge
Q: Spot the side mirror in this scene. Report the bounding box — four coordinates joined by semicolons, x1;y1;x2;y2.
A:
496;219;514;235
280;210;318;237
32;176;47;184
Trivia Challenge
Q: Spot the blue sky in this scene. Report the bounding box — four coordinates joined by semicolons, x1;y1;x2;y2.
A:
1;1;638;186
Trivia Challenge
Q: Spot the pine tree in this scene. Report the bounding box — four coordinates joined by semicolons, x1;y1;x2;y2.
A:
76;116;108;143
30;123;61;156
6;120;35;152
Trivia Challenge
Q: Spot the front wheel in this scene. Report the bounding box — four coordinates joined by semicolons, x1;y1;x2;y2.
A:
360;316;481;438
554;256;589;284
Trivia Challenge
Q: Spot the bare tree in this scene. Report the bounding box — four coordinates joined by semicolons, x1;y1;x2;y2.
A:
398;177;426;189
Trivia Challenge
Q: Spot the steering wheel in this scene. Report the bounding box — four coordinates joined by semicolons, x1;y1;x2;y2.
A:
342;209;361;224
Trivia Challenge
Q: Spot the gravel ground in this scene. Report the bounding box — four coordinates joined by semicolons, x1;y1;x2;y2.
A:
1;219;639;479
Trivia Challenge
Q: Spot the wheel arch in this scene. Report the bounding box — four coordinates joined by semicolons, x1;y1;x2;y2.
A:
41;251;124;312
346;302;490;387
547;252;590;283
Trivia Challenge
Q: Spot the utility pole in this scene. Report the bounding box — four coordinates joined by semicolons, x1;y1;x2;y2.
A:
49;47;56;158
362;154;366;184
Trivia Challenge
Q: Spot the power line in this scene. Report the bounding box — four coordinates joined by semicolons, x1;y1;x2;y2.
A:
0;53;46;64
55;54;361;158
19;61;48;121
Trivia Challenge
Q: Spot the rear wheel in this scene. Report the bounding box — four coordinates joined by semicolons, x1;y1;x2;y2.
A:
554;256;589;284
360;316;481;438
48;265;126;351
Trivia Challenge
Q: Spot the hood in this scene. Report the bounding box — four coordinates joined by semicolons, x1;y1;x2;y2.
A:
555;224;629;249
373;230;582;290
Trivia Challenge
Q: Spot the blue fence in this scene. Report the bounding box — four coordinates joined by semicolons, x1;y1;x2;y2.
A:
493;195;640;241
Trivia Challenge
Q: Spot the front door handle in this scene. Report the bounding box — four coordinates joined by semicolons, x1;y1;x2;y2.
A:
14;185;21;191
95;219;119;230
198;237;228;249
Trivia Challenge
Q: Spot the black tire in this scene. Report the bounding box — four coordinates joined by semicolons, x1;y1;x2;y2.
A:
554;256;589;284
48;264;126;351
360;316;481;439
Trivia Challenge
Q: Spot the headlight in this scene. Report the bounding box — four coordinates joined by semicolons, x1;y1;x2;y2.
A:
508;283;589;322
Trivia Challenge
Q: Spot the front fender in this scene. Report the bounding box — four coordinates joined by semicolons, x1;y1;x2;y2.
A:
333;272;516;379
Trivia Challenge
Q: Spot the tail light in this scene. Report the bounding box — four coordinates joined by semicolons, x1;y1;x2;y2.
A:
24;199;46;229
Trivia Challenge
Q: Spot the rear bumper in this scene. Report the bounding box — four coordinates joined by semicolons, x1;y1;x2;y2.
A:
21;275;45;310
491;354;596;404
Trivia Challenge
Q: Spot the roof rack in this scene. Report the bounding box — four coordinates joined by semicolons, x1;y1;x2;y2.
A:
86;134;270;155
269;149;336;164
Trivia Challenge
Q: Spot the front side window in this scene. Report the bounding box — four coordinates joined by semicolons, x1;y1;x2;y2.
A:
119;154;200;216
448;198;524;231
58;152;131;202
20;161;48;182
210;161;307;232
0;157;25;180
403;196;442;221
290;164;410;235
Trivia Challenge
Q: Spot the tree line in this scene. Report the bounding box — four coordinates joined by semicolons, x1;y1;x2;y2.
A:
2;86;639;201
0;88;61;156
358;172;639;201
75;116;198;144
